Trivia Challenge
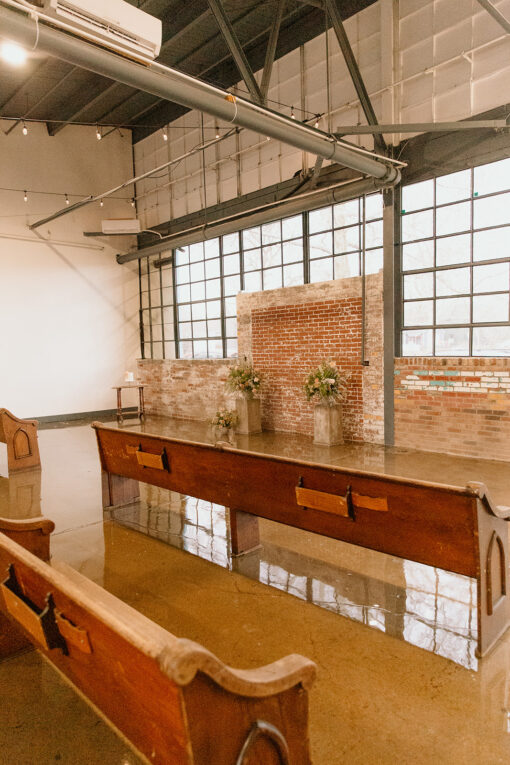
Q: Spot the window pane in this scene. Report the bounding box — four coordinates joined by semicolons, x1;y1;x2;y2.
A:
310;258;333;283
152;324;162;341
179;322;192;339
282;215;303;239
310;231;333;259
333;199;359;227
193;340;208;358
224;296;237;316
435;297;470;324
150;287;161;308
179;340;193;358
263;267;282;290
404;272;434;299
402;180;434;212
223;275;240;296
175;247;189;266
242;227;261;249
436;170;471;205
190;261;204;281
244;271;262;292
226;338;238;358
365;248;383;274
161;267;172;288
402;329;433;356
152;342;163;360
178;305;191;321
473;263;509;293
309;206;332;233
473;294;509;323
204;239;220;259
402;241;434;271
223;253;240;275
205;258;220;279
474;193;510;229
207;319;222;337
365;220;383;248
404;300;433;326
473;326;510;355
435;267;470;297
262;244;281;268
191;303;206;320
141;291;149;309
206;300;221;319
474;157;510;196
175;266;189;285
334;226;358;254
140;274;149;292
189;243;203;262
365;194;383;220
208;339;223;358
436;234;471;266
193;321;207;338
436;202;470;236
177;284;190;303
473;227;510;261
282;238;303;264
190;282;205;301
335;252;359;279
402;210;434;242
225;317;237;336
206;279;221;299
222;232;239;253
261;221;281;244
435;327;470;356
244;248;261;270
283;263;304;287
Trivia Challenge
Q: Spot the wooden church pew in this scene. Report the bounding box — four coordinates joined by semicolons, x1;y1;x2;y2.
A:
0;408;41;473
0;526;316;765
93;422;510;659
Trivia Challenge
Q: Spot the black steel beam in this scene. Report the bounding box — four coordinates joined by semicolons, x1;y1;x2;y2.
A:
260;0;286;101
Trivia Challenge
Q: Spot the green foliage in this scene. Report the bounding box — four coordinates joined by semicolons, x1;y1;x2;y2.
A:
226;362;262;396
210;409;238;428
303;360;349;403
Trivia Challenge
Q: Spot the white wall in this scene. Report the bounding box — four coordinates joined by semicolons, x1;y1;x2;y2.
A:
133;0;510;229
0;122;140;418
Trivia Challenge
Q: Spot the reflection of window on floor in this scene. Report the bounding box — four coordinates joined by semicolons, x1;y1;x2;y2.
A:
403;561;477;668
182;497;229;566
259;562;307;601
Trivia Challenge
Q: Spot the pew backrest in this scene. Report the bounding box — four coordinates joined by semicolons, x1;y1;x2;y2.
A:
0;408;40;473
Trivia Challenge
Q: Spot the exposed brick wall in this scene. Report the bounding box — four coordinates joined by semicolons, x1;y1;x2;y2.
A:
238;274;384;443
136;359;233;420
394;358;510;461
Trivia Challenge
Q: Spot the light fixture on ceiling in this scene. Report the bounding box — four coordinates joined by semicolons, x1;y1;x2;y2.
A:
100;199;104;207
65;194;70;205
314;115;320;129
291;106;296;120
131;198;136;208
23;190;28;203
215;126;220;139
22;121;28;136
1;41;27;67
96;125;102;140
162;128;168;141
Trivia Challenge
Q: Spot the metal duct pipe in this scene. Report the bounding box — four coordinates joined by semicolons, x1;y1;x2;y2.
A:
0;3;401;183
117;177;385;263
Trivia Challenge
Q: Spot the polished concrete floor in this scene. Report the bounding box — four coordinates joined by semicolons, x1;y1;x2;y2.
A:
1;416;510;764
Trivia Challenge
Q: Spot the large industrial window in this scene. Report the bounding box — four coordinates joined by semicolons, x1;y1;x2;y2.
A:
140;192;383;360
401;158;510;357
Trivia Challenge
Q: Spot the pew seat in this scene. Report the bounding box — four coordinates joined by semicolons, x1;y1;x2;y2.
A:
0;520;316;765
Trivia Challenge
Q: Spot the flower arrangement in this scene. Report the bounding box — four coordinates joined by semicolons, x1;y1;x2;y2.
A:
226;362;262;397
211;409;238;429
303;360;349;404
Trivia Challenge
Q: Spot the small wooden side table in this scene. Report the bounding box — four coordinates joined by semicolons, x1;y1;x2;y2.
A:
113;384;145;424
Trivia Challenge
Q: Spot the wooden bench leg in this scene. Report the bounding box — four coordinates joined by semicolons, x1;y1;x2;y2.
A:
230;509;260;557
101;470;140;509
476;502;510;657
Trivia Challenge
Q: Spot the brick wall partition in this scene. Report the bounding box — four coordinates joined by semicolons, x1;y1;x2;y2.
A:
136;359;233;420
394;358;510;461
237;273;384;443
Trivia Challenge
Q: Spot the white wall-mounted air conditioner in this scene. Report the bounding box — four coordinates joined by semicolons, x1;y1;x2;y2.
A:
42;0;162;60
101;218;141;235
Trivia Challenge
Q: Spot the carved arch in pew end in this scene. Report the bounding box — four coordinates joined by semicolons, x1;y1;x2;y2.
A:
0;409;41;473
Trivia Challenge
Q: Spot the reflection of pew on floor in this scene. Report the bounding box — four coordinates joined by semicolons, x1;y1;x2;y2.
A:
0;521;316;765
0;408;41;473
0;468;42;519
93;422;510;659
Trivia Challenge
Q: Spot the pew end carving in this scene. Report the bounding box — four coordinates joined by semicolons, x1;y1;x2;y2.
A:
0;409;41;473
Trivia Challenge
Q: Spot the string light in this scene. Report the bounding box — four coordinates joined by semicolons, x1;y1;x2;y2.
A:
162;128;168;142
96;125;102;141
22;121;28;136
215;126;220;139
131;198;135;208
291;106;295;120
100;199;104;207
65;194;70;205
23;190;28;203
314;115;320;129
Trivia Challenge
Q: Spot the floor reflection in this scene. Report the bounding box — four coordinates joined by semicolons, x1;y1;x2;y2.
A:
109;489;479;670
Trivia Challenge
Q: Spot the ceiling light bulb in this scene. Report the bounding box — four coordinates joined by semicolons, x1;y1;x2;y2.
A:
314;116;320;129
266;136;270;141
65;194;70;206
100;199;104;207
131;198;135;208
215;127;220;139
291;107;295;120
1;42;27;67
96;126;101;140
23;191;28;203
163;129;168;141
22;122;28;136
